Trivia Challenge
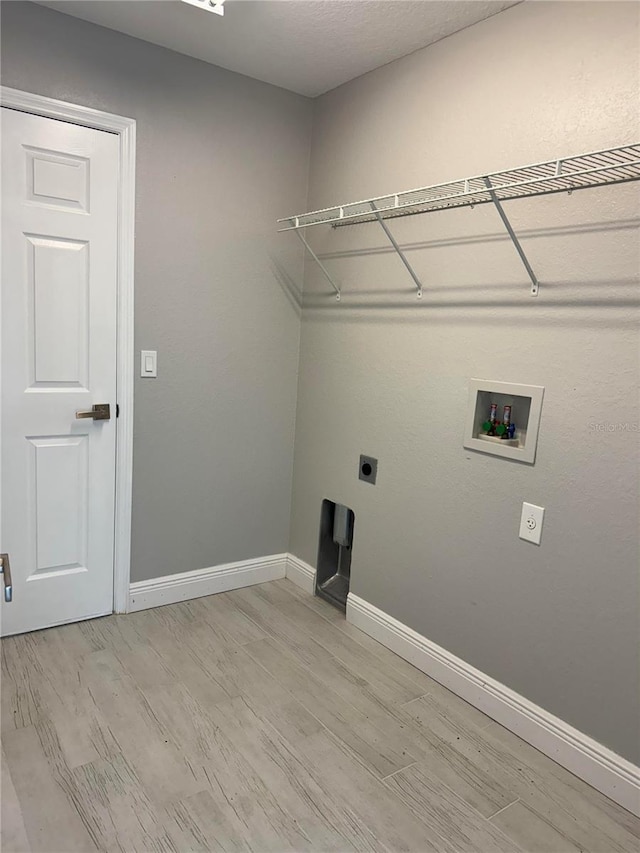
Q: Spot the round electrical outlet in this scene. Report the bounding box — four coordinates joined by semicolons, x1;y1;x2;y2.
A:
526;517;537;530
358;454;378;484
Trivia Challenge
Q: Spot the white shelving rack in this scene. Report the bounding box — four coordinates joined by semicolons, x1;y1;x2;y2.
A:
277;144;640;300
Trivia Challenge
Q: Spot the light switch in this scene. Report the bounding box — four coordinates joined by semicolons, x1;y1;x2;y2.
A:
519;502;545;545
141;350;157;378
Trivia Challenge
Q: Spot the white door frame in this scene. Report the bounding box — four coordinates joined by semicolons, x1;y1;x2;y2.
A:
1;86;135;614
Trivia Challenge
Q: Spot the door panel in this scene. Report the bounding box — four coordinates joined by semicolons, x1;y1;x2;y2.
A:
26;145;90;211
29;435;89;576
29;235;89;386
1;108;119;636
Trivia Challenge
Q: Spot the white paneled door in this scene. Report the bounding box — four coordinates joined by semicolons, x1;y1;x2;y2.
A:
1;108;119;636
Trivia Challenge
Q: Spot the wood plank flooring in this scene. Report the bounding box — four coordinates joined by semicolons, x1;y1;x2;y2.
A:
1;579;638;852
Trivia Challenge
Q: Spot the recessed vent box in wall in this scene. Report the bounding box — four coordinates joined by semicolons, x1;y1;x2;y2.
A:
316;500;355;611
463;379;544;464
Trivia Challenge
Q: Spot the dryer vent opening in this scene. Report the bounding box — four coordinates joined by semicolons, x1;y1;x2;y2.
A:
316;500;355;611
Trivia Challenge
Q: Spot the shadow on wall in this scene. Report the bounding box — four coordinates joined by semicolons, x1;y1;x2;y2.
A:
270;256;303;315
278;217;640;325
299;279;640;326
317;218;640;260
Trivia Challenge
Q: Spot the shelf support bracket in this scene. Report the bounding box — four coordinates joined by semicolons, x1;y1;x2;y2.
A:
370;203;423;298
484;177;539;297
295;229;341;301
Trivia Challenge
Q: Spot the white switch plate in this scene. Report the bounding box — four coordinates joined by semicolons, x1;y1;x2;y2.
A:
141;350;157;378
519;502;544;545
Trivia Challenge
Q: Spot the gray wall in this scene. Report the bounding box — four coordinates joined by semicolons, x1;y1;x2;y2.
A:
290;0;640;762
3;0;638;765
1;2;312;582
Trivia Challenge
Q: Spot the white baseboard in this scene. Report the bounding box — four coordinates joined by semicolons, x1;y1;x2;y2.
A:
128;553;287;613
285;554;316;593
347;593;640;818
126;556;638;816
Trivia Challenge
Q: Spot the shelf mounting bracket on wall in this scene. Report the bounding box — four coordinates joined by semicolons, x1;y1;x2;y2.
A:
295;228;341;301
483;176;539;297
370;202;423;298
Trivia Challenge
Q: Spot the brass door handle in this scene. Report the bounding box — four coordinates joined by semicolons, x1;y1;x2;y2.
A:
76;403;111;421
0;553;13;603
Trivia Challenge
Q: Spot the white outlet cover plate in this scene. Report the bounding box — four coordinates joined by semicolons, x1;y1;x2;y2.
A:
519;502;545;545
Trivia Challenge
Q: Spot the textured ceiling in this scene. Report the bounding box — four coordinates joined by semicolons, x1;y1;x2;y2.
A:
36;0;521;97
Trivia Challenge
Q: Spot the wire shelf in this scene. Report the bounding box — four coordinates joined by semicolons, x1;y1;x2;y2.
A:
277;144;640;231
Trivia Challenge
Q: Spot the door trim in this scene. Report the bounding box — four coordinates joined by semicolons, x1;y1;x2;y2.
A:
1;86;135;614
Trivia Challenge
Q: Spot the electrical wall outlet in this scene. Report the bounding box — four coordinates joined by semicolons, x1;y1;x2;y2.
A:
358;455;378;485
519;502;545;545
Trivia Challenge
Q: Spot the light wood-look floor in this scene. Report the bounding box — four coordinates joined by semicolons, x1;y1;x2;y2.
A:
2;579;639;853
